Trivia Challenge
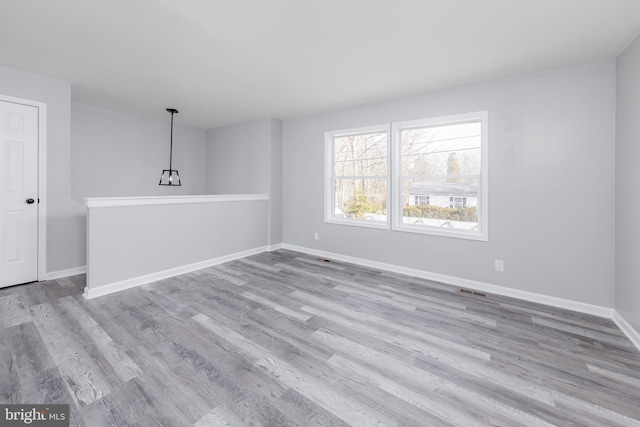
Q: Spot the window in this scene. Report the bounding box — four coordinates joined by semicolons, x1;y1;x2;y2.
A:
325;112;487;241
325;125;390;228
393;112;488;240
449;197;466;208
414;195;430;206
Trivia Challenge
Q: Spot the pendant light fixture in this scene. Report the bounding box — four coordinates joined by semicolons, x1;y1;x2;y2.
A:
159;108;182;186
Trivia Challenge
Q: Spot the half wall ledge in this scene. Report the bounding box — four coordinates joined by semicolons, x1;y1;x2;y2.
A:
84;193;269;208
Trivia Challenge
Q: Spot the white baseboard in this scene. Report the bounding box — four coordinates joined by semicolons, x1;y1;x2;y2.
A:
612;311;640;353
281;243;614;319
48;266;87;280
83;246;269;299
268;243;283;251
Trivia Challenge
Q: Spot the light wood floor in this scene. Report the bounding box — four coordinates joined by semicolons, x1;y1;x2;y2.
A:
1;250;639;426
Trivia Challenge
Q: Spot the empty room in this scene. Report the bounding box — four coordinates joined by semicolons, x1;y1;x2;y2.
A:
1;1;640;426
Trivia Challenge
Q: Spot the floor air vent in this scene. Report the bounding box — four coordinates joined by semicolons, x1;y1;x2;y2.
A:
460;288;487;297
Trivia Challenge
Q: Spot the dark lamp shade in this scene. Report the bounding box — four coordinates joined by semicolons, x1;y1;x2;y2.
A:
159;169;181;186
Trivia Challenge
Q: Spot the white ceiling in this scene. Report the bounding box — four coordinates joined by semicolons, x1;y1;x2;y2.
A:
1;0;639;129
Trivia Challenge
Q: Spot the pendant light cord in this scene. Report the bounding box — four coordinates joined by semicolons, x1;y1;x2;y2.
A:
169;110;174;172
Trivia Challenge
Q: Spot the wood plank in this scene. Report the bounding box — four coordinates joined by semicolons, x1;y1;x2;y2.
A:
194;404;248;427
201;266;248;286
29;303;112;407
237;257;283;272
240;291;312;322
57;296;142;383
0;293;31;328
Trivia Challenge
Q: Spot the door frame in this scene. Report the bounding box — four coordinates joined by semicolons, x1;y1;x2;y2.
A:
0;94;47;282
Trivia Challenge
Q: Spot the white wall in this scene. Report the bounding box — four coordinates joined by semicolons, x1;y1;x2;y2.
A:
85;197;269;297
207;118;283;245
71;103;207;198
0;66;86;273
283;61;616;307
616;35;640;332
206;118;272;194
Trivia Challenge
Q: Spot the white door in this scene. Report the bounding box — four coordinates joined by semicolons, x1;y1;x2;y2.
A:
0;100;39;287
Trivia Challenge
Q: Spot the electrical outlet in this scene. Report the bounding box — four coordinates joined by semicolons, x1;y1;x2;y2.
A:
495;259;504;272
314;232;319;240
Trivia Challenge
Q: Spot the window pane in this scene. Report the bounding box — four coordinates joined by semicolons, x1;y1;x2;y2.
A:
402;178;479;230
401;121;480;176
334;178;387;222
334;132;387;177
411;195;430;206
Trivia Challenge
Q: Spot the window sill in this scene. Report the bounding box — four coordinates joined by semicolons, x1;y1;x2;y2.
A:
325;218;390;230
392;223;488;241
325;218;488;241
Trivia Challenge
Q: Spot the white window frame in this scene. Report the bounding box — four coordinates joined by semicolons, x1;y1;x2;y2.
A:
324;124;390;229
391;111;488;241
324;112;488;241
